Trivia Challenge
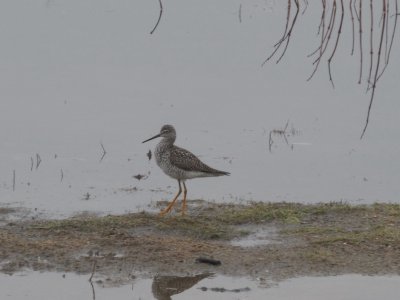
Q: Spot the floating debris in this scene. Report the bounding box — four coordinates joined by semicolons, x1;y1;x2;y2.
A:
133;174;148;181
147;150;152;161
119;186;139;193
36;153;42;170
195;257;221;266
99;142;107;162
199;286;251;293
268;120;301;153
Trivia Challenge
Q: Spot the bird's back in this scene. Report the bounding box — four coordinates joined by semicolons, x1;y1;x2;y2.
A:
169;145;229;177
155;142;229;180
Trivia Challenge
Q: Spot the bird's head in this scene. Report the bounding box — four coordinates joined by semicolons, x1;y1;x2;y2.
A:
142;124;176;143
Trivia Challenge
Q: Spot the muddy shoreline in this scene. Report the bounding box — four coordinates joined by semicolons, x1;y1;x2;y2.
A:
1;201;400;283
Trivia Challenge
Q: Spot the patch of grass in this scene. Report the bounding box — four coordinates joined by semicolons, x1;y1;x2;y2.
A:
155;217;232;240
3;201;400;277
283;219;400;250
30;212;155;233
0;207;17;215
303;247;337;264
30;211;237;240
302;201;361;215
213;201;366;225
216;202;304;224
282;226;347;236
313;225;400;246
371;203;400;217
27;202;400;245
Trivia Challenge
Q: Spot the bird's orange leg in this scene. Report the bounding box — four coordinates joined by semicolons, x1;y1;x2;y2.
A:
159;180;181;217
181;181;187;216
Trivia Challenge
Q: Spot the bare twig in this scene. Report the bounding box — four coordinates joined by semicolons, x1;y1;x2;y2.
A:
328;0;344;88
301;0;309;14
350;0;355;55
30;157;34;171
262;0;398;138
262;0;300;66
316;0;326;36
276;0;300;64
268;120;290;153
308;1;336;81
387;2;398;60
99;142;107;162
150;0;163;34
60;169;64;182
361;0;387;139
12;170;16;191
384;0;390;62
308;0;326;58
377;0;398;81
367;0;374;90
357;0;363;84
262;0;291;66
269;131;274;152
36;153;42;170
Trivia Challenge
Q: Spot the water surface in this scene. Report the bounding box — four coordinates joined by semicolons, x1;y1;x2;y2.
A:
1;271;399;300
0;0;398;218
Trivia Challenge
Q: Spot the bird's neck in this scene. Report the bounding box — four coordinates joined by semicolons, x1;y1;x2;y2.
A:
159;137;175;147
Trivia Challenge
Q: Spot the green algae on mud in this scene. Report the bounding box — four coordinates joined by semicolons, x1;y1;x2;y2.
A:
1;201;400;279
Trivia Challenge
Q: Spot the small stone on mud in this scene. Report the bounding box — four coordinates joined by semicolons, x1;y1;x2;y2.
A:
133;174;148;180
195;257;221;266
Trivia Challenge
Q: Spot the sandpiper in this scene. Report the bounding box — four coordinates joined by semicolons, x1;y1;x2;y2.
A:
143;125;229;216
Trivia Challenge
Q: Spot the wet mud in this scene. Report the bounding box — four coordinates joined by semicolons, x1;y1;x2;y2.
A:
1;201;400;284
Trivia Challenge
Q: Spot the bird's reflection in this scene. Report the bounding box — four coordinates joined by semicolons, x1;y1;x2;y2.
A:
151;273;212;300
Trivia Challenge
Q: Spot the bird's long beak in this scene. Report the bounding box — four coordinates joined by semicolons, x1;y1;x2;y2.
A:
142;133;161;143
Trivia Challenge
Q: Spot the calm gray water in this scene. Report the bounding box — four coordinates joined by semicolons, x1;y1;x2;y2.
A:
0;0;399;218
0;271;399;300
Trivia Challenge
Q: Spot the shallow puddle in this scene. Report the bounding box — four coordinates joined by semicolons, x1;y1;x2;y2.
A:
1;271;399;300
231;225;281;247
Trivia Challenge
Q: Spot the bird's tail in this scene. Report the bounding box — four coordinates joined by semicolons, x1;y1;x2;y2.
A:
212;170;230;176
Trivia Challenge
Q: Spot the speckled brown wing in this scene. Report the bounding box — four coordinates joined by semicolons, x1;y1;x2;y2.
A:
169;146;229;175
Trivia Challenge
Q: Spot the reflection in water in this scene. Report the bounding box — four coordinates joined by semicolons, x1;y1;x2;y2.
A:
268;120;301;153
151;273;212;300
89;280;96;300
263;0;399;137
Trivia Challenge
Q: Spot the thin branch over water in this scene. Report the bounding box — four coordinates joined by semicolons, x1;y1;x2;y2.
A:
361;0;388;139
12;170;16;192
150;0;163;34
263;0;399;138
262;0;300;66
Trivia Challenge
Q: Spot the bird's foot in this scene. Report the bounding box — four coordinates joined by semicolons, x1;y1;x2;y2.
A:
181;204;187;216
158;210;169;217
158;207;173;217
